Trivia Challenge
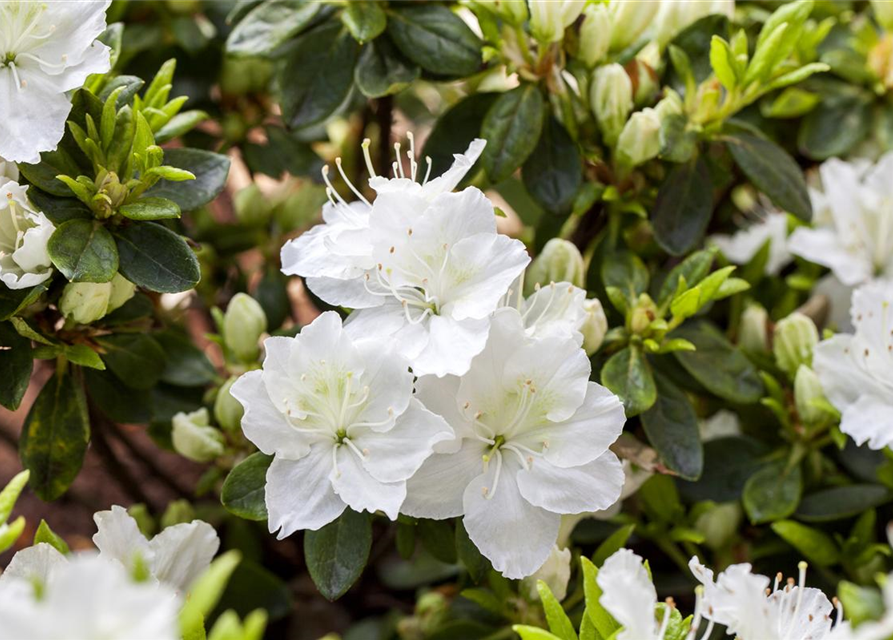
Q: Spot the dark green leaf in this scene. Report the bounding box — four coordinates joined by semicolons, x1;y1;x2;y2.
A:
422;93;498;187
211;559;293;622
221;452;273;521
771;520;840;567
96;333;167;390
119;197;181;221
226;0;320;56
19;369;90;501
146;148;231;211
114;222;201;293
418;519;457;564
679;436;771;507
601;345;656;417
354;37;420;98
242;126;323;178
97;75;144;106
26;189;91;224
522;116;581;215
456;520;488;583
796;485;893;522
304;509;372;601
342;0;387;43
0;322;32;411
47;219;119;284
641;373;703;480
652;157;713;256
64;344;105;370
601;250;649;303
155;331;217;387
743;460;802;524
482;84;546;183
18;148;82;197
0;286;44;323
254;265;291;331
387;4;482;77
84;368;153;424
798;93;871;160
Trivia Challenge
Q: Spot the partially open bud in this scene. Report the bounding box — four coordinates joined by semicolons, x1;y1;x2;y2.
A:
739;303;770;354
794;365;826;426
629;293;657;335
526;238;585;294
214;375;245;433
773;312;819;378
529;0;585;44
615;108;661;168
59;273;135;325
172;408;225;463
590;64;633;148
608;0;653;51
223;293;267;363
522;544;572;601
873;0;893;31
582;298;608;355
108;273;136;313
578;4;611;68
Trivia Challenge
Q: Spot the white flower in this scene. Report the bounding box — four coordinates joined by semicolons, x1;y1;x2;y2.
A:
0;553;180;640
0;179;54;289
789;154;893;287
230;311;453;536
615;108;662;168
171;408;226;463
402;308;625;578
529;0;585;43
607;0;654;51
0;0;112;164
598;549;671;640
689;557;835;640
282;137;529;378
710;211;792;276
813;279;893;450
0;156;17;182
522;544;572;601
590;63;633;148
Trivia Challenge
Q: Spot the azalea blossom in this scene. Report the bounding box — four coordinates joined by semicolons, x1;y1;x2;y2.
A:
0;178;55;289
689;556;836;640
789;154;893;287
528;0;585;43
0;0;112;164
598;549;673;640
0;553;179;640
504;280;602;347
402;308;625;578
813;279;893;450
230;311;452;537
709;211;792;276
282;137;530;377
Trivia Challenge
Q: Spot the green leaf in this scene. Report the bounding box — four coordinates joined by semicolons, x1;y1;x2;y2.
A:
387;4;482;77
221;452;272;521
798;92;871;160
47;219;119;283
641;374;703;480
27;188;92;224
743;460;803;524
226;0;320;57
482;84;546;183
522;116;581;215
652;156;713;256
418;519;457;564
680;436;771;503
342;0;386;43
658;249;715;306
243;126;323;178
838;582;885;627
456;520;488;583
19;368;90;501
771;520;839;567
18;148;83;197
155;110;209;145
84;368;153;424
422;93;498;188
180;550;243;640
155;331;217;387
119;197;181;221
146;148;231;211
592;524;635;567
580;557;620;639
601;251;649;304
724;132;811;220
795;485;893;522
0;286;44;323
710;35;738;90
96;333;167;390
354;37;420;98
601;345;656;417
537;581;576;640
114;222;201;293
64;344;105;370
0;322;32;411
672;322;764;404
0;470;30;523
278;23;360;130
34;519;70;554
304;509;372;601
512;626;562;640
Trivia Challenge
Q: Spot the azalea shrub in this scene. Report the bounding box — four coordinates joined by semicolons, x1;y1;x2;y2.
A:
4;0;893;639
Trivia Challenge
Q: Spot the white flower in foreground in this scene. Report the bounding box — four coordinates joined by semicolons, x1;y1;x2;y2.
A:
813;280;893;450
0;0;112;164
0;179;54;289
282;137;529;377
529;0;585;43
690;556;836;640
402;308;625;578
0;553;179;640
598;549;672;640
231;311;453;537
789;154;893;287
710;211;791;276
0;156;17;182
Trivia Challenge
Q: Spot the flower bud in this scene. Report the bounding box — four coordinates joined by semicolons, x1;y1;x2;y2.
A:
794;365;826;426
590;64;633;148
525;239;585;294
60;281;112;325
234;184;271;226
214;376;245;433
224;293;267;363
160;499;195;529
471;0;528;25
738;303;770;354
608;1;653;51
694;502;741;550
654;89;684;121
773;312;819;378
172;408;225;463
107;273;136;313
874;0;893;31
578;4;611;68
523;545;572;601
629;293;657;335
582;298;608;355
529;0;585;44
615;108;661;168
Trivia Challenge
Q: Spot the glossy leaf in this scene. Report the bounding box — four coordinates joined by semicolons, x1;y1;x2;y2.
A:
47;219;119;283
221;453;273;522
641;373;703;480
114;222;201;293
387;4;482;77
482;84;546;183
304;508;372;601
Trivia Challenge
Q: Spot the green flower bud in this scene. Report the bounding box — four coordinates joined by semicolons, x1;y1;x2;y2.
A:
873;0;893;31
59;281;112;325
160;499;196;529
529;0;585;44
215;376;245;433
739;303;770;354
615;108;661;168
224;293;267;363
629;293;657;335
794;365;826;426
608;1;653;51
107;273;136;313
172;408;226;463
470;0;528;25
525;238;585;294
590;63;633;148
582;298;608;355
578;4;611;68
654;89;684;121
773;312;819;378
694;502;742;550
234;184;271;226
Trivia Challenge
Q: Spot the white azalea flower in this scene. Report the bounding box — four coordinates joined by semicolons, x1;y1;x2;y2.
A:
598;549;672;640
230;311;453;537
689;556;836;640
813;279;893;450
0;0;112;164
709;211;791;276
402;308;626;578
529;0;585;43
789;154;893;287
0;553;179;640
0;156;17;182
282;137;529;377
0;179;55;289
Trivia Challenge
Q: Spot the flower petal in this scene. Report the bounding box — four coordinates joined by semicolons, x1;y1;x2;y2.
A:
516;452;624;514
402;439;488;519
149;521;220;593
265;446;346;536
597;549;657;640
330;446;406;520
231;370;313;459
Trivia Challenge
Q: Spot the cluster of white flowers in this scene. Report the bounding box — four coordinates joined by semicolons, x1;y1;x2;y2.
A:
234;138;626;579
0;506;218;640
0;175;55;290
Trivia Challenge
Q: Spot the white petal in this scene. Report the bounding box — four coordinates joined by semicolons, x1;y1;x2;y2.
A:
93;505;153;569
410;314;490;378
305;275;384;309
149;521;220;593
265;447;346;536
839;393;893;450
0;543;67;585
0;71;74;164
414;374;474;452
402;439;489;519
516;452;624;514
351;337;414;432
597;549;658;640
788;227;872;287
420;139;486;197
231;370;313;459
330;446;406;520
